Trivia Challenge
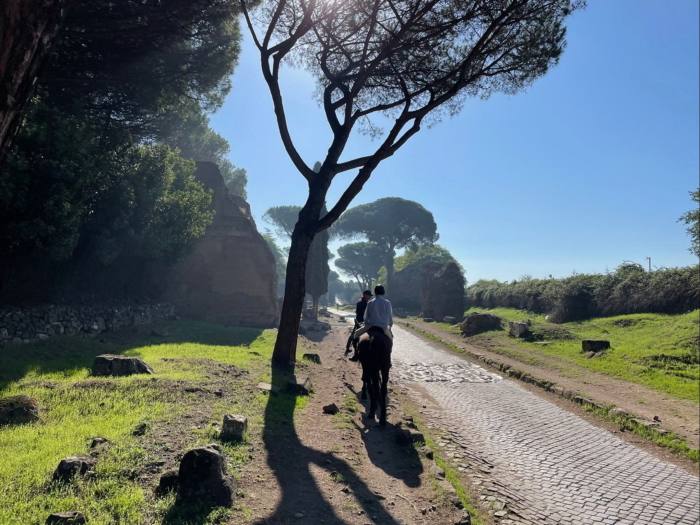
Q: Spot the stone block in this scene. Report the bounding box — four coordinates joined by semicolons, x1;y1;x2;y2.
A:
177;444;235;508
220;414;247;442
508;321;531;338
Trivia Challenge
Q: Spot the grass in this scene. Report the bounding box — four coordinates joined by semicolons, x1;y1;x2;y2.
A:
458;307;700;402
0;320;288;525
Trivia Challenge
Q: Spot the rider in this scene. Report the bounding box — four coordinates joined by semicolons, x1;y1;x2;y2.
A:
347;290;372;359
351;284;393;351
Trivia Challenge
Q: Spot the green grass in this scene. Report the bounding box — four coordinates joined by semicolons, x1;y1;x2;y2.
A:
461;307;700;402
0;320;284;525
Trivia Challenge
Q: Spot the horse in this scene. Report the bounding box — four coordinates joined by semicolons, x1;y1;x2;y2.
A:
356;327;393;425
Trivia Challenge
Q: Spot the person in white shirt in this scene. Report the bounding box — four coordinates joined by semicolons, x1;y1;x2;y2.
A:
353;284;393;342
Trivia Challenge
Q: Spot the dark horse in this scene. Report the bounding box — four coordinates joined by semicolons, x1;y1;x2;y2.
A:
357;327;392;425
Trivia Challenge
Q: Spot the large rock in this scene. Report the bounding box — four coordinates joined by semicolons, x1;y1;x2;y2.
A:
161;162;278;327
52;456;95;482
581;340;610;353
0;395;39;425
421;261;466;321
460;313;502;337
177;445;235;508
45;511;86;525
91;354;153;376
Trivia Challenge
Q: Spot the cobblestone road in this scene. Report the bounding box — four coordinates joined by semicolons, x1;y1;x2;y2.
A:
388;323;700;525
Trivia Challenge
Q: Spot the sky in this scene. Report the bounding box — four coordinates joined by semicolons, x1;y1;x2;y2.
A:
210;0;700;283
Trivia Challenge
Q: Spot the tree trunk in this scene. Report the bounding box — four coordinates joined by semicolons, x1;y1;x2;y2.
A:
385;255;395;292
0;0;66;165
273;226;314;366
312;295;319;319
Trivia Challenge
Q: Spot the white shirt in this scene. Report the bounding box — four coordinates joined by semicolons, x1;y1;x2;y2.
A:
364;296;393;329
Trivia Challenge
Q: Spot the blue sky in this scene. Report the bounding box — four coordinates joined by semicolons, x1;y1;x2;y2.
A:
210;0;699;283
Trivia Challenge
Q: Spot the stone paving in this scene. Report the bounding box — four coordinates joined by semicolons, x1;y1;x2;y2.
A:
388;323;700;525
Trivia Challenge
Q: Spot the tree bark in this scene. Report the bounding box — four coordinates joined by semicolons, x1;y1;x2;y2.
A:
312;295;319;320
0;0;67;165
272;180;329;366
273;225;314;366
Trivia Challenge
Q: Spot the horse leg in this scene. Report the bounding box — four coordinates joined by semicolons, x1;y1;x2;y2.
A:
359;359;368;400
379;363;390;426
366;371;379;420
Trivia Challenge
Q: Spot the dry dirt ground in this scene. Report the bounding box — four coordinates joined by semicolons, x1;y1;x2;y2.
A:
233;318;471;525
400;318;700;450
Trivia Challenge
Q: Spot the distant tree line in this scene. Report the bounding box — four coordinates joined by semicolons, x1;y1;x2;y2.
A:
0;0;246;304
467;263;700;323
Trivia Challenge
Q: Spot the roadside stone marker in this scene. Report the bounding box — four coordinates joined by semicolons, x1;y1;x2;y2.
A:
176;444;235;508
220;414;247;442
508;321;531;339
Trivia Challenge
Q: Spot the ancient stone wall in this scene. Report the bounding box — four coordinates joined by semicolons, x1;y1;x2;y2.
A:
0;303;175;344
421;261;466;321
160;162;278;328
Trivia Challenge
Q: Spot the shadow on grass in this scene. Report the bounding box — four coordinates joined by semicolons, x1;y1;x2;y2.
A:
0;320;263;391
257;363;410;525
162;500;230;525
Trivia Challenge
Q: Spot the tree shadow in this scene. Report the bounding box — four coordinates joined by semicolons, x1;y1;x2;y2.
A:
0;319;263;391
342;380;423;488
257;363;405;525
352;419;423;488
162;500;226;525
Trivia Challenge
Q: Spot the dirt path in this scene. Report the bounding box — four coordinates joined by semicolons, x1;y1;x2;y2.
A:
401;318;700;448
235;317;470;525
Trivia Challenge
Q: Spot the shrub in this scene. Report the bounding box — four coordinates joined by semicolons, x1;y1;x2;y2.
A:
466;264;699;322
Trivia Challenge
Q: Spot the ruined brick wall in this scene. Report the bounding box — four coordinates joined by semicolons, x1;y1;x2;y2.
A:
161;162;278;328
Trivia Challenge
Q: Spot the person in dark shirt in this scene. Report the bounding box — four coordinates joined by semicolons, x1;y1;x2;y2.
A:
346;290;372;357
355;290;372;323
